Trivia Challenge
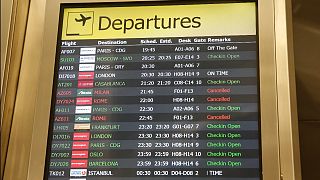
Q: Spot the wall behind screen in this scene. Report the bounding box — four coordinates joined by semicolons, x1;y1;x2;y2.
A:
293;0;320;179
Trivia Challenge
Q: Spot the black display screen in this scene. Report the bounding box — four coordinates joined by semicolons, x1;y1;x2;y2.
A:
44;1;261;180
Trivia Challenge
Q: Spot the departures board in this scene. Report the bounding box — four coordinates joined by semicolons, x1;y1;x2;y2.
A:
45;1;261;180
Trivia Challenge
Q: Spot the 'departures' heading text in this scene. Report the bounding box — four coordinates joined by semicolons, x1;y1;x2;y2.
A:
99;15;201;34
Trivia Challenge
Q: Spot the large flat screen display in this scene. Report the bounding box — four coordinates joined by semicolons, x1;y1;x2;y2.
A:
44;1;261;180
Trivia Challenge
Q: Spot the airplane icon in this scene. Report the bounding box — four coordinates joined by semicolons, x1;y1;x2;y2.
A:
75;14;92;26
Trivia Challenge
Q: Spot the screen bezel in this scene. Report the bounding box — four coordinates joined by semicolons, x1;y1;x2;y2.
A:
27;0;283;180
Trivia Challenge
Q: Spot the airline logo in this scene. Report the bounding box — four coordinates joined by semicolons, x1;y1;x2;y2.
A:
79;64;95;71
73;132;90;140
80;56;95;63
77;89;93;96
70;169;87;177
74;123;91;130
76;97;92;105
71;160;88;168
78;72;94;80
80;48;96;55
75;115;91;122
72;141;89;149
78;81;93;88
75;106;92;114
72;151;88;158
